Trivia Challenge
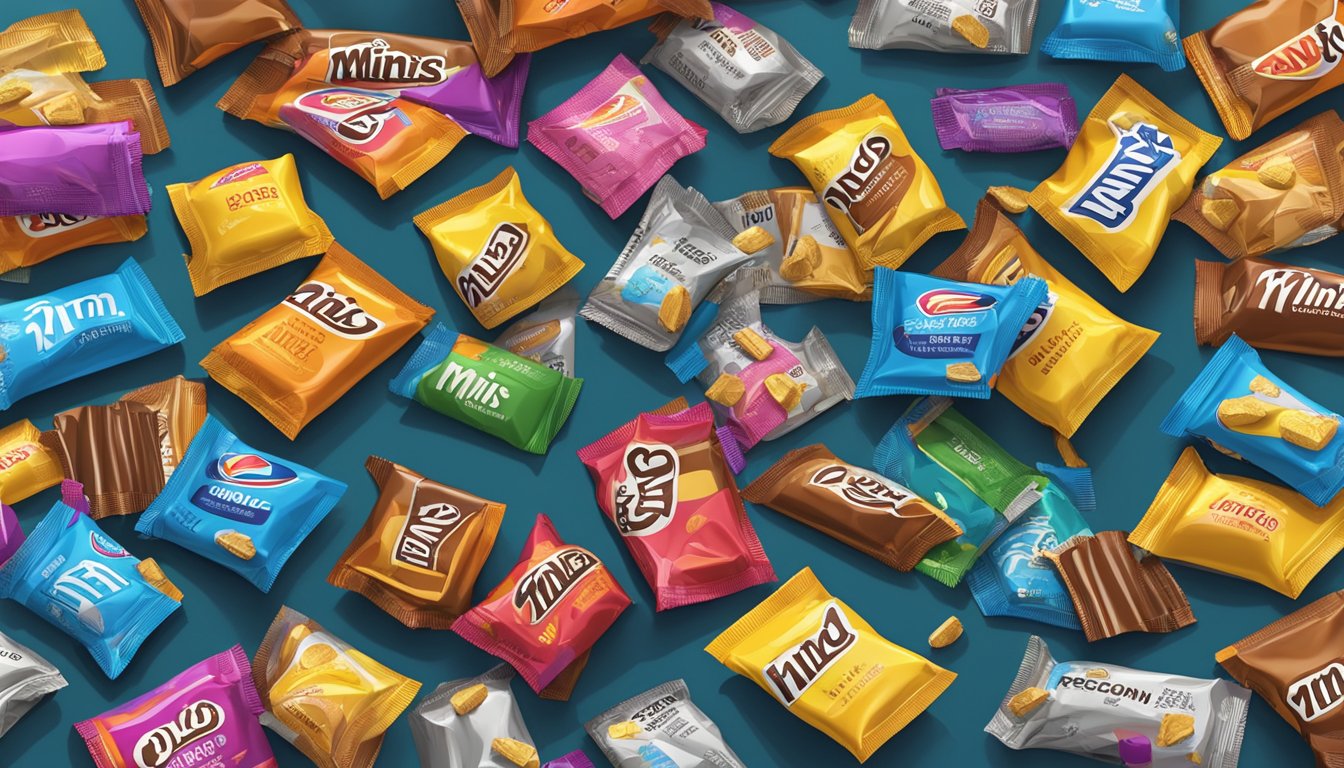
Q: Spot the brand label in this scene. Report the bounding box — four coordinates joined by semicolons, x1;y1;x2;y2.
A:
0;442;36;471
326;38;448;85
286;88;406;149
762;601;857;706
808;464;918;516
284;279;385;338
23;292;124;353
133;700;226;768
1009;293;1056;358
1253;5;1344;80
431;360;510;409
458;223;529;308
1057;674;1152;705
917;289;996;316
208;454;299;488
1289;662;1344;722
613;443;679;536
393;494;464;569
209;162;268;189
16;213;97;238
191;453;299;525
512;547;599;624
1208;495;1280;533
1253;267;1344;316
578;80;651;130
51;559;129;623
822;130;913;234
1064;122;1180;231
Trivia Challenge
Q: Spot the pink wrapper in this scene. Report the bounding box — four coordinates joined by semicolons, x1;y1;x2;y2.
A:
75;645;275;768
528;54;706;219
0;121;150;216
544;752;596;768
0;503;20;566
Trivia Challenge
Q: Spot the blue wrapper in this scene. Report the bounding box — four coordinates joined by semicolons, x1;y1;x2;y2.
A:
0;482;180;679
1161;334;1344;507
856;268;1047;399
136;415;346;592
0;258;184;410
1040;0;1184;72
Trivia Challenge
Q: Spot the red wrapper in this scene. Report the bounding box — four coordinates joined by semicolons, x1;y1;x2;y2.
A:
578;401;775;611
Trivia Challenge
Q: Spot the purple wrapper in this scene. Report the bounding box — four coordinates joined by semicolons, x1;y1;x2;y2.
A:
0;121;150;216
544;751;597;768
1116;731;1153;766
401;54;531;148
931;83;1078;153
0;503;21;566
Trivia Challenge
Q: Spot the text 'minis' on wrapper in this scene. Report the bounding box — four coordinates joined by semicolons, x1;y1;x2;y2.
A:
528;54;707;219
987;636;1249;767
0;630;66;739
0;258;184;411
252;606;420;768
131;0;299;86
1131;446;1344;599
931;83;1079;153
1040;0;1184;71
1193;257;1344;357
705;567;955;762
644;3;823;133
0;121;151;217
410;664;535;768
452;514;631;699
0;213;145;276
136;414;347;593
0;419;61;505
1029;74;1221;292
75;645;275;768
0;10;105;74
201;244;434;440
578;400;775;611
769;94;964;269
414;166;584;330
586;679;747;768
856;268;1048;400
0;482;182;679
849;0;1040;54
1161;334;1344;506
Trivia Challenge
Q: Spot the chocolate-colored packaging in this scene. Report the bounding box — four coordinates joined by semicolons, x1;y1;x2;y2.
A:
328;456;505;629
1195;257;1344;356
119;375;208;481
1047;530;1196;643
1217;590;1344;766
132;0;300;86
44;402;165;520
743;444;962;571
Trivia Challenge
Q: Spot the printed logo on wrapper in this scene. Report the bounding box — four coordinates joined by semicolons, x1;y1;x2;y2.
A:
208;163;268;189
1253;267;1344;315
17;213;98;238
821;130;913;234
458;223;530;308
1288;662;1344;722
512;546;599;624
613;443;679;536
1252;5;1344;81
917;289;997;316
288;88;407;149
393;499;464;569
808;464;919;517
52;558;129;623
0;442;37;470
22;293;125;353
432;360;511;409
1009;292;1057;358
283;280;386;338
132;700;226;768
209;454;299;488
762;601;858;706
579;81;655;130
1065;122;1181;232
326;38;449;85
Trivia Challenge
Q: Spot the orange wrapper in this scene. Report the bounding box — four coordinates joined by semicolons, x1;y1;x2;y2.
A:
0;419;60;505
0;213;146;275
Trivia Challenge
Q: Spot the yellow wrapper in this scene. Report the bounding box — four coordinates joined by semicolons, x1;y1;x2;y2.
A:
0;10;105;75
705;568;956;762
934;197;1160;437
1130;447;1344;599
771;187;872;302
0;419;60;504
414;167;584;330
0;74;171;154
1029;74;1222;292
768;94;964;270
253;607;421;768
168;154;333;296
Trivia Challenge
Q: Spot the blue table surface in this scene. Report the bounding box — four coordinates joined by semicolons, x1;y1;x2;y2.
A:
2;1;1337;766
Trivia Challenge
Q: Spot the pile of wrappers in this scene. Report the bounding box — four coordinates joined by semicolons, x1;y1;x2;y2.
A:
10;0;1344;766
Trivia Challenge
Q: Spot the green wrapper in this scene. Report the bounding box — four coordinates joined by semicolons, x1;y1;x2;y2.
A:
390;323;583;454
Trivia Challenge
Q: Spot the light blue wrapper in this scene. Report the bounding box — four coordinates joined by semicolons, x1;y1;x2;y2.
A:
1040;0;1185;72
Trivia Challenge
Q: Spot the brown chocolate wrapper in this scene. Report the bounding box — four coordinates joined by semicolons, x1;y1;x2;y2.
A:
119;375;207;480
327;456;505;629
742;444;961;571
85;79;172;155
1195;257;1344;357
1046;530;1196;643
1217;590;1344;765
132;0;300;86
43;402;165;519
1174;112;1344;260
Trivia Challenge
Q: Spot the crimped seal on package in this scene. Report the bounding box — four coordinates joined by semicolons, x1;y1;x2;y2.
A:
0;630;66;739
586;679;747;768
1029;74;1221;292
0;9;105;75
850;0;1040;54
495;289;579;377
0;213;145;276
931;83;1079;153
131;0;299;86
0;122;151;217
410;664;535;768
414;167;583;330
644;3;823;133
0;73;171;155
769;94;964;269
1040;0;1185;71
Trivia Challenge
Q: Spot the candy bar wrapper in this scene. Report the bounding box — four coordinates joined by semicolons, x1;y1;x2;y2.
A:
132;0;299;86
494;288;579;377
401;54;531;149
328;456;503;629
582;176;753;352
987;636;1249;766
934;198;1159;436
586;679;747;768
1193;257;1344;357
644;3;823;133
0;482;182;679
662;263;772;382
0;630;66;739
1047;530;1196;643
1160;334;1344;506
76;645;275;768
390;323;583;454
849;0;1039;54
410;664;534;768
0;10;105;75
931;83;1079;153
0;121;151;217
136;415;347;592
1175;112;1344;260
0;419;61;505
0;213;146;275
119;375;209;482
856;268;1048;400
46;402;166;519
168;154;333;296
1029;74;1221;292
528;55;707;219
578;400;775;610
544;752;595;768
770;94;963;269
202;244;434;439
0;503;20;566
1131;446;1344;599
1041;0;1184;71
744;444;962;571
874;397;1043;587
414;167;583;330
0;74;171;155
0;258;184;411
452;515;631;697
706;567;955;762
252;606;420;768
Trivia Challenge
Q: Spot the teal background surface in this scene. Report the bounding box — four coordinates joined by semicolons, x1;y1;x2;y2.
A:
2;0;1339;765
